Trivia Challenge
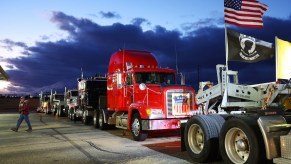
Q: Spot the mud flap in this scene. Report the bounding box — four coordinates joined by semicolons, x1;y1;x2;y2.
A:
180;122;186;151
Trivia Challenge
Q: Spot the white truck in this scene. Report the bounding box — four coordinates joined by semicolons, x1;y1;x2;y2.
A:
50;92;65;116
64;89;78;118
181;64;291;164
38;91;51;113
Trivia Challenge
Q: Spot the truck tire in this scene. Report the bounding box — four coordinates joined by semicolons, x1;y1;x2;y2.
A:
219;117;264;164
131;113;148;141
82;112;90;125
208;114;225;133
59;106;65;117
57;108;61;117
93;111;99;128
73;113;77;122
208;114;225;160
69;108;74;120
69;112;72;120
184;115;219;162
65;107;68;117
98;109;108;130
54;108;57;116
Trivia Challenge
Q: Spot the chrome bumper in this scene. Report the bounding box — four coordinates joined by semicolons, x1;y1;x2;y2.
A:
142;118;188;130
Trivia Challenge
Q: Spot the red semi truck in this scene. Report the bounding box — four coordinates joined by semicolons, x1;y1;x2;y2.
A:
94;49;197;141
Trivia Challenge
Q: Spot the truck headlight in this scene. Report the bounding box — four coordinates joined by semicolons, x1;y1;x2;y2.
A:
150;109;163;115
146;108;164;118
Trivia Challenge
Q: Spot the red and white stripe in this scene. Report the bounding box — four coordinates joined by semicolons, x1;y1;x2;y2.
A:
225;0;268;28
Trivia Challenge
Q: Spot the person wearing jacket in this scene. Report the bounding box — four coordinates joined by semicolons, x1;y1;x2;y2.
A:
11;96;32;132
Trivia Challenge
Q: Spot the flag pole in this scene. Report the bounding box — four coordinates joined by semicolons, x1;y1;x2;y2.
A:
221;25;229;109
225;26;228;69
275;36;278;81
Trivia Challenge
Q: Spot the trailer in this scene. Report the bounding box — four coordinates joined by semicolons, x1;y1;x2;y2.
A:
181;64;291;163
70;75;107;124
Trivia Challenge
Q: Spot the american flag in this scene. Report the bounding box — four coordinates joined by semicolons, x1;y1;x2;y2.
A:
224;0;268;28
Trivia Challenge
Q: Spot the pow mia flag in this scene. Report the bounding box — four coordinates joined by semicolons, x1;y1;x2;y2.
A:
227;28;274;63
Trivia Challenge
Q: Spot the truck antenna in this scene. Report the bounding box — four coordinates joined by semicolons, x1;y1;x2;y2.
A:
122;43;126;72
175;45;179;74
175;44;184;84
123;49;125;72
81;67;84;79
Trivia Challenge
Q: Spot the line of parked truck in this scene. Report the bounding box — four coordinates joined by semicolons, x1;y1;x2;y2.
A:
38;49;291;164
38;88;77;117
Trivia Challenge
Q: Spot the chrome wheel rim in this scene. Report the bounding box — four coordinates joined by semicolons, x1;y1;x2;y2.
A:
132;118;140;136
225;127;249;163
93;113;97;125
98;112;103;127
82;113;86;123
188;124;204;153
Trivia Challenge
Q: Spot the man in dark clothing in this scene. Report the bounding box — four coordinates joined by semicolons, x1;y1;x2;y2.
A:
11;96;32;132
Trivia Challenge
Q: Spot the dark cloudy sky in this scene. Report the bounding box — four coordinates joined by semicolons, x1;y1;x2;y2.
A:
0;0;291;95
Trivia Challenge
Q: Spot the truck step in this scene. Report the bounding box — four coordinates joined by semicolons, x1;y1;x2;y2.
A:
273;157;291;164
267;124;291;132
280;134;291;160
115;125;127;130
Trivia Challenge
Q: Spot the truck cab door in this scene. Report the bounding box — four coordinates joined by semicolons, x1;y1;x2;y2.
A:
125;72;134;105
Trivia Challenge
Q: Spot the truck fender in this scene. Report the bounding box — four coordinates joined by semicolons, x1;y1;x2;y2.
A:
127;103;148;130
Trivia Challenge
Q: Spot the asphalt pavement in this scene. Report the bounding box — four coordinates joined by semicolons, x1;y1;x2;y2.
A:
0;111;223;164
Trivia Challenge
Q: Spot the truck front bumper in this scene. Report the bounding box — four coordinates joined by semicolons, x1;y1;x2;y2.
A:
141;118;188;130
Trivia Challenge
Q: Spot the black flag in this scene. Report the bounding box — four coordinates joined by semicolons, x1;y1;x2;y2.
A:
227;28;274;63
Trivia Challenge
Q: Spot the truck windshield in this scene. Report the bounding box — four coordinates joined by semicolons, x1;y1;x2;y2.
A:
86;81;107;91
135;72;175;84
71;91;78;96
55;95;64;100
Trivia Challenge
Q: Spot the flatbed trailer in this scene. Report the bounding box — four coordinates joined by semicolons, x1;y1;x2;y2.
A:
181;64;291;163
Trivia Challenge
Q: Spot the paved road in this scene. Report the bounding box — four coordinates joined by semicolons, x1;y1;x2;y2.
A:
0;111;222;164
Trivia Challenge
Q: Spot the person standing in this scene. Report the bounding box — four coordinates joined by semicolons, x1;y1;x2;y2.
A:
11;96;32;132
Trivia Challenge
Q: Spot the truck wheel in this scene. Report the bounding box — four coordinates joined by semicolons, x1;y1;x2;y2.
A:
57;108;61;117
61;106;65;117
69;108;73;120
73;113;77;122
64;108;68;117
208;114;225;160
58;107;63;117
131;113;148;141
98;109;108;130
93;111;99;128
184;115;219;162
208;114;225;133
82;112;90;125
219;118;263;164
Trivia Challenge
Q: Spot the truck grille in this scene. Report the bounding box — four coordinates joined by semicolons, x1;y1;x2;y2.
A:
166;90;193;118
281;134;291;160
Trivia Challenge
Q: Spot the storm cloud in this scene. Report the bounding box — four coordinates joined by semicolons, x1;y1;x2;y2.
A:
2;11;291;95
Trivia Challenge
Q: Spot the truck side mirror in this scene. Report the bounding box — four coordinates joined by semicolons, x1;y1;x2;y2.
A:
139;83;147;91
